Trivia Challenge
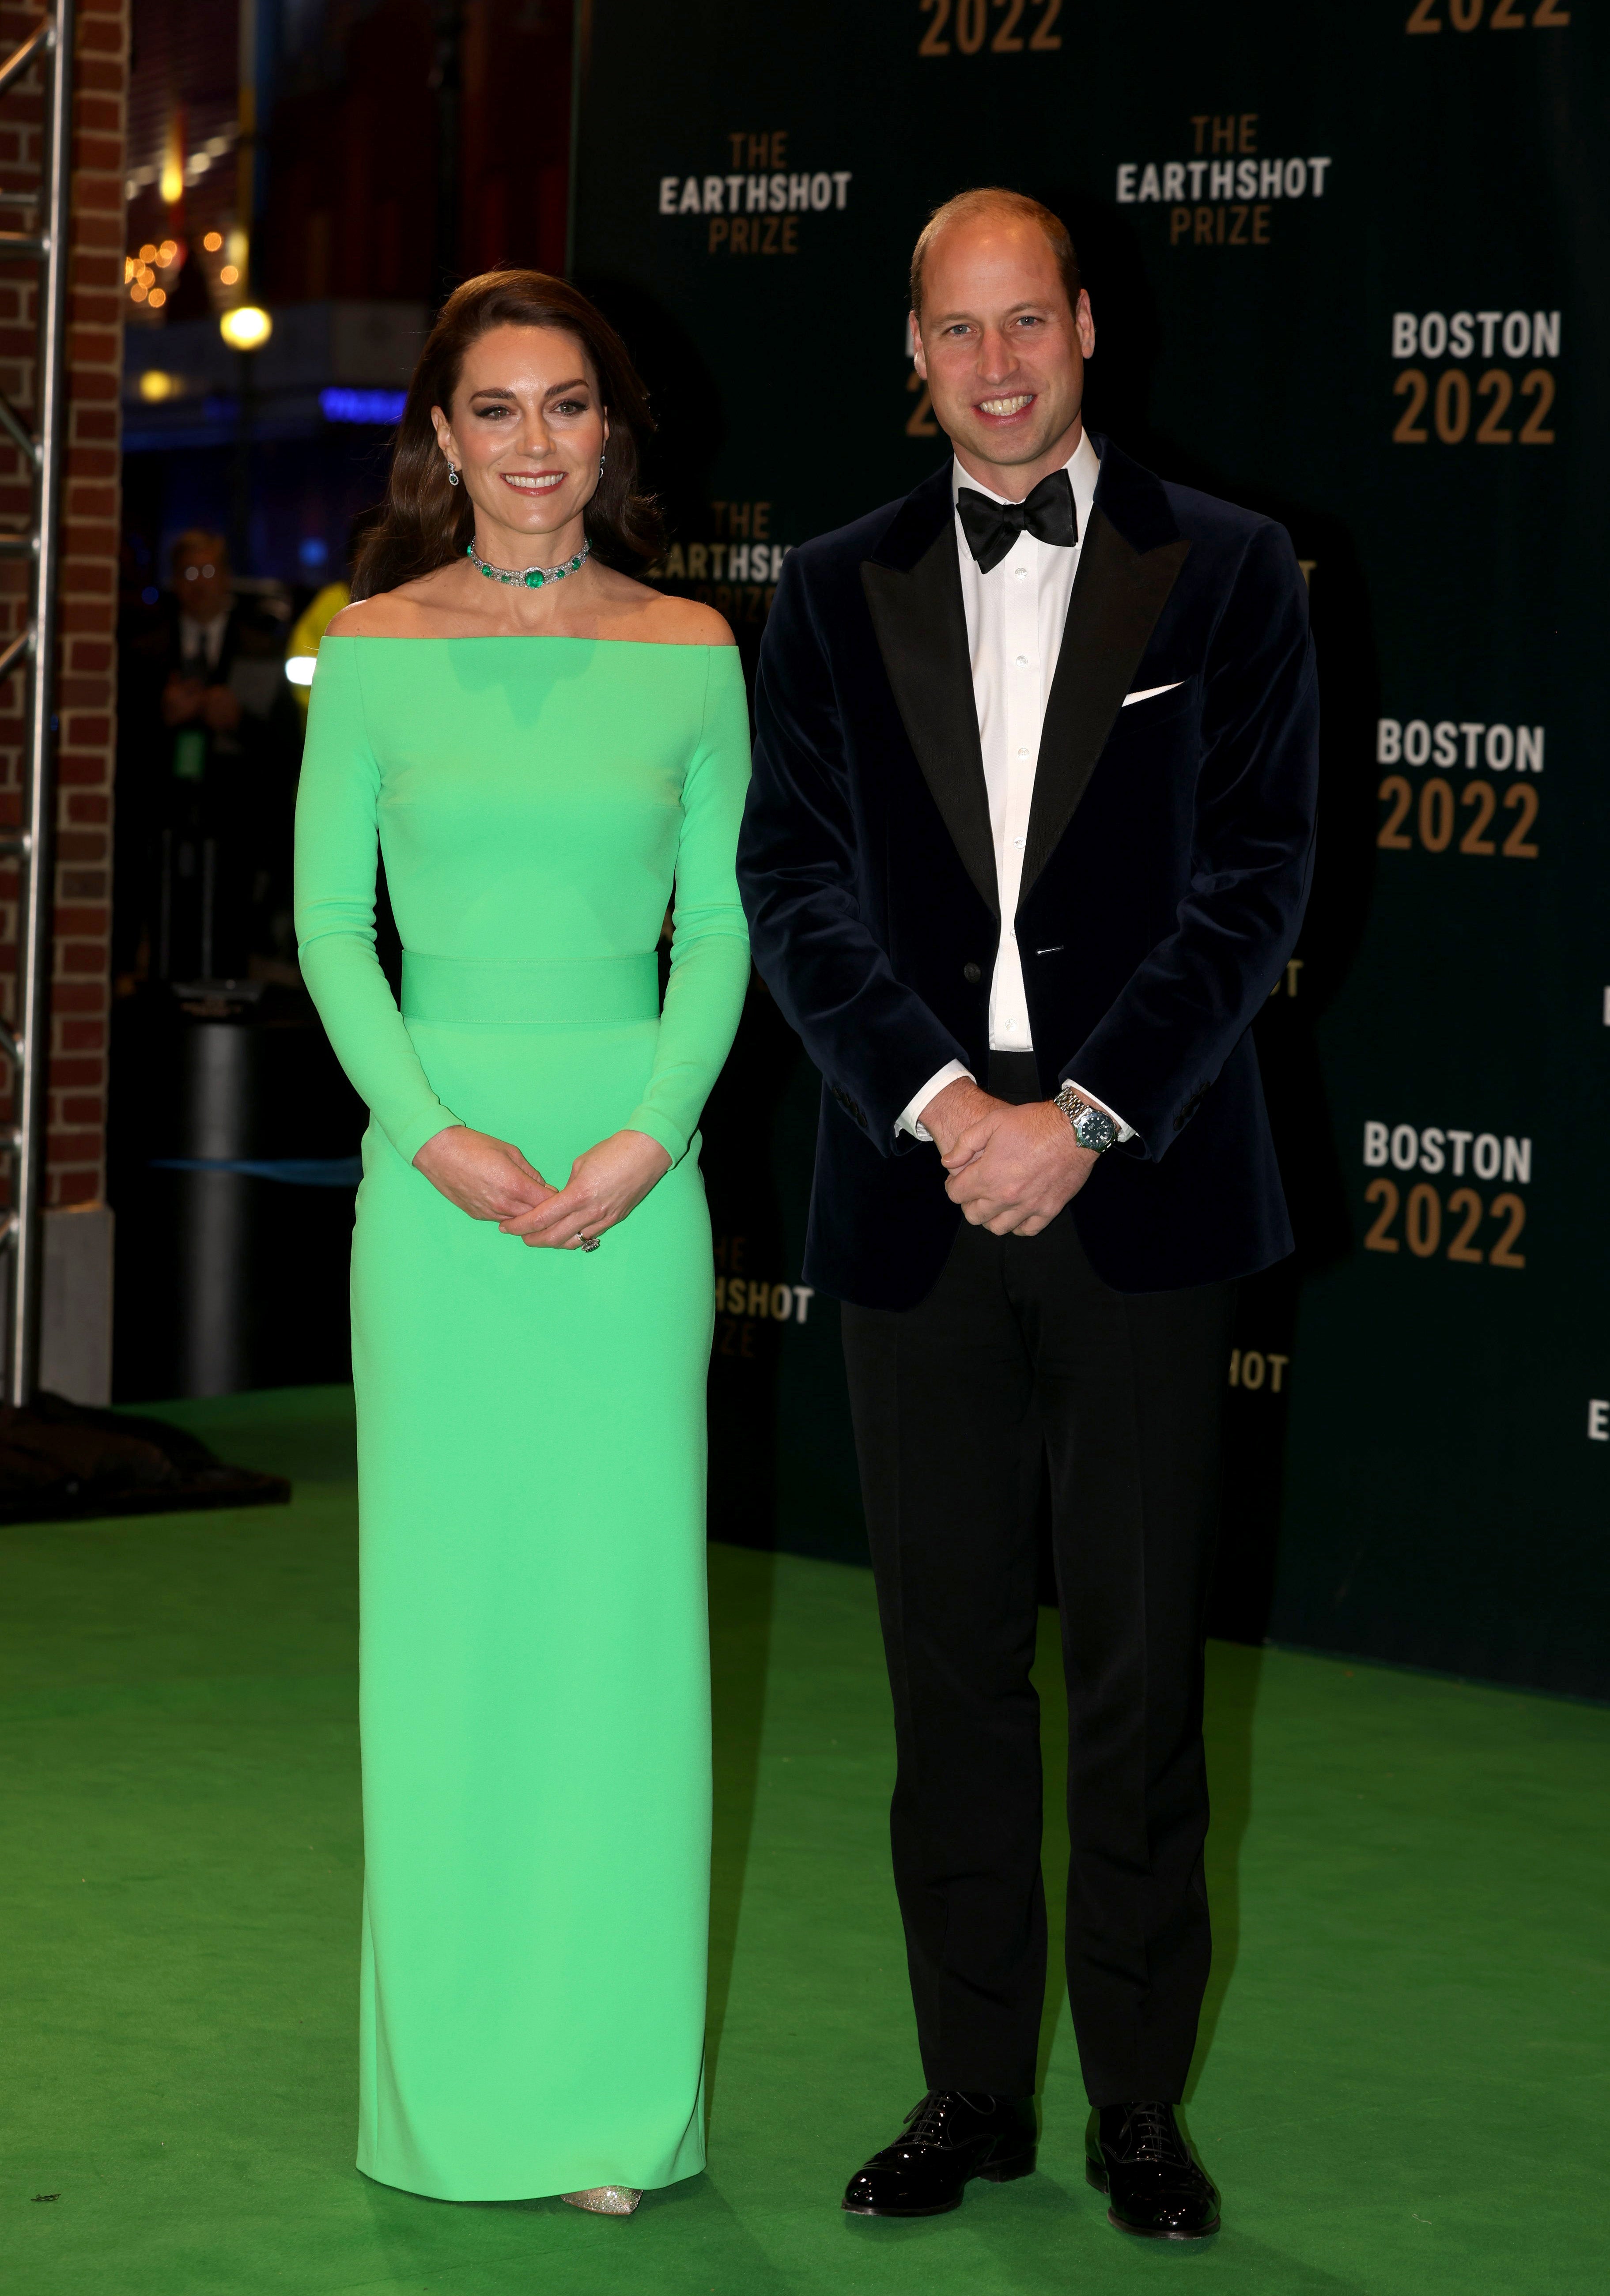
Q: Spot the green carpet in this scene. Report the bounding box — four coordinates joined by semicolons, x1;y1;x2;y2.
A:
3;1386;1606;2294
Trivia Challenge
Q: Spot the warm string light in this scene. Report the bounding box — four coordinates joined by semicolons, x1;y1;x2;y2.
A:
123;236;190;308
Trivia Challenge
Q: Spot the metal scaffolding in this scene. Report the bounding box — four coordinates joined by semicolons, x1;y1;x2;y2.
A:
0;2;72;1404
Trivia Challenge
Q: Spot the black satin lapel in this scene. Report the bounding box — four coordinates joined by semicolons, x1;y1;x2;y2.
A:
862;532;998;916
1020;510;1191;898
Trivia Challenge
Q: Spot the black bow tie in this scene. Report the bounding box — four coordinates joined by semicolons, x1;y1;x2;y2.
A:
956;468;1079;574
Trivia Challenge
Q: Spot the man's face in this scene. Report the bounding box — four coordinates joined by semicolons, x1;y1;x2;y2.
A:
912;217;1095;496
173;545;231;622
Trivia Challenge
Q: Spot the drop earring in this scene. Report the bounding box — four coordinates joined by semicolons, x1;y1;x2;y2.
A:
598;450;607;474
447;462;460;487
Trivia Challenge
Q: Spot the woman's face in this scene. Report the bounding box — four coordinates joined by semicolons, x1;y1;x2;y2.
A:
432;324;608;551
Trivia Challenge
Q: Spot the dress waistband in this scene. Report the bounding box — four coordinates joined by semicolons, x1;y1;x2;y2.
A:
401;951;661;1026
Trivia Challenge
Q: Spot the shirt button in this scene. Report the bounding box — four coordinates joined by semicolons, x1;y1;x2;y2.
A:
1016;745;1029;758
1014;654;1028;668
1013;837;1024;848
1014;566;1027;580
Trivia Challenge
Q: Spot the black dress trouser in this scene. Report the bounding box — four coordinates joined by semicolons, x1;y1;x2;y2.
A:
839;1054;1236;2107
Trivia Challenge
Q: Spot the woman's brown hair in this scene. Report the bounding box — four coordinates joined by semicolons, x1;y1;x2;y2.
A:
353;269;663;600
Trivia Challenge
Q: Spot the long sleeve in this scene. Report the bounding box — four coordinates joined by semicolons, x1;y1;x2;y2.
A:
740;558;971;1152
623;646;752;1166
1063;522;1319;1159
293;642;464;1164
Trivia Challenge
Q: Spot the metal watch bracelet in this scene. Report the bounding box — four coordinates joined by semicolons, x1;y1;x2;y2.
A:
1052;1082;1119;1154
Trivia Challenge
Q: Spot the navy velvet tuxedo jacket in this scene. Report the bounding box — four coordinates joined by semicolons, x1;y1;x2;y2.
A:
737;435;1319;1308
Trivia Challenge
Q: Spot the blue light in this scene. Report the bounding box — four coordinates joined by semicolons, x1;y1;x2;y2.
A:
321;387;407;426
298;536;329;568
142;585;159;604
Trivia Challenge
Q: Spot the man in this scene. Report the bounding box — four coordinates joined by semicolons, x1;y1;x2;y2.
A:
737;189;1317;2239
116;531;299;982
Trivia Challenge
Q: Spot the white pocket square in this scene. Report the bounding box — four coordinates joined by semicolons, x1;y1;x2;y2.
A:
1122;682;1184;706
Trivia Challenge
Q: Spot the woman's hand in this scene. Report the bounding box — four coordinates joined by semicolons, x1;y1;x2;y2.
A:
413;1125;556;1222
497;1129;673;1250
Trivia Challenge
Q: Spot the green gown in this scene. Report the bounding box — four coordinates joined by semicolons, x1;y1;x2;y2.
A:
293;634;751;2202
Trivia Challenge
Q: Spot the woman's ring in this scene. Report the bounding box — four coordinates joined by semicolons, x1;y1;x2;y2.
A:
578;1232;601;1253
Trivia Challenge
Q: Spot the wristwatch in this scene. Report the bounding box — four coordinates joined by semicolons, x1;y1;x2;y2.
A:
1051;1082;1119;1154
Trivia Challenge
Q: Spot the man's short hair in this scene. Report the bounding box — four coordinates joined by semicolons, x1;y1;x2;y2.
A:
909;188;1081;327
170;528;228;575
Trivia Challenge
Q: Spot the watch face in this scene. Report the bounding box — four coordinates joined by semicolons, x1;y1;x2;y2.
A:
1074;1106;1117;1152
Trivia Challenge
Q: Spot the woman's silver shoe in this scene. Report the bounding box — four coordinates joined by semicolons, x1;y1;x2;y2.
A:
561;2186;641;2216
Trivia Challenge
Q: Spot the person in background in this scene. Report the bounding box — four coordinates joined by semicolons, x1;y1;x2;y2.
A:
115;529;300;984
286;514;383;719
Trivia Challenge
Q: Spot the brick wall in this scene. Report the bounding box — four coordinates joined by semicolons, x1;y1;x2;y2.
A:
0;0;126;1215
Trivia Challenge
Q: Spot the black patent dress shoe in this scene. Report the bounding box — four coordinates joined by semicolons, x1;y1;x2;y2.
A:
843;2090;1037;2217
1085;2101;1221;2238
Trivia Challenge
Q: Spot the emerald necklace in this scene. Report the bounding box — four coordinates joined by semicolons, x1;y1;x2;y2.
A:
465;535;591;589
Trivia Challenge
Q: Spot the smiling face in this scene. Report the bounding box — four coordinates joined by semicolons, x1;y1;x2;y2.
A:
912;214;1095;499
431;324;608;565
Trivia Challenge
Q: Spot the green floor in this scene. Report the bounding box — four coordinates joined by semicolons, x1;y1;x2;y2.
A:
3;1387;1606;2295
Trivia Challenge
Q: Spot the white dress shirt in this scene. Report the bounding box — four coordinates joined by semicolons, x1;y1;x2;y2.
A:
897;432;1133;1141
179;611;228;672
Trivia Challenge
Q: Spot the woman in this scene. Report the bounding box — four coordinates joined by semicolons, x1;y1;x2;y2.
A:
294;270;749;2215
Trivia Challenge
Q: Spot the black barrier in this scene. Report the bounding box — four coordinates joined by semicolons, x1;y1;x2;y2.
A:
571;2;1607;1697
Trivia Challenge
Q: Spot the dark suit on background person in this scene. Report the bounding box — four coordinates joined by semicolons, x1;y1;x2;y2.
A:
116;559;299;984
738;429;1318;2198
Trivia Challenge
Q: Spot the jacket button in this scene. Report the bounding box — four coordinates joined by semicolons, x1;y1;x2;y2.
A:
963;962;982;983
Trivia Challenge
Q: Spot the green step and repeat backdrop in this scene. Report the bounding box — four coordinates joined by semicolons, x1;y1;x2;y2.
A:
570;0;1607;1697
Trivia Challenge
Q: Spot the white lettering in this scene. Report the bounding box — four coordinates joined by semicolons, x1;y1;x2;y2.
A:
833;170;853;208
1473;1133;1501;1181
809;171;831;210
1459;721;1485;769
745;174;767;212
1261;158;1284;200
1485;724;1514;771
1446;1129;1472;1176
1268;1353;1290;1394
1308;157;1332;195
1420;310;1447;359
1376;718;1402;763
1138;163;1162;202
1589;1401;1610;1442
1502;1136;1531;1185
1516;726;1543;773
1241;1349;1266;1390
1533;310;1561;358
1419;1127;1446;1175
769;172;788;212
1391;1124;1419;1171
1476;310;1501;357
1209;160;1233;199
659;175;679;215
1163;162;1185;200
1364;1121;1389;1167
1283;157;1308;198
1116;163;1137;203
791;1285;815;1324
678;177;702;215
1433;721;1458;768
1502;310;1530;359
1403;719;1431;766
1187;160;1208;199
1448;310;1474;358
1236;159;1257;198
787;173;810;210
702;176;725;213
